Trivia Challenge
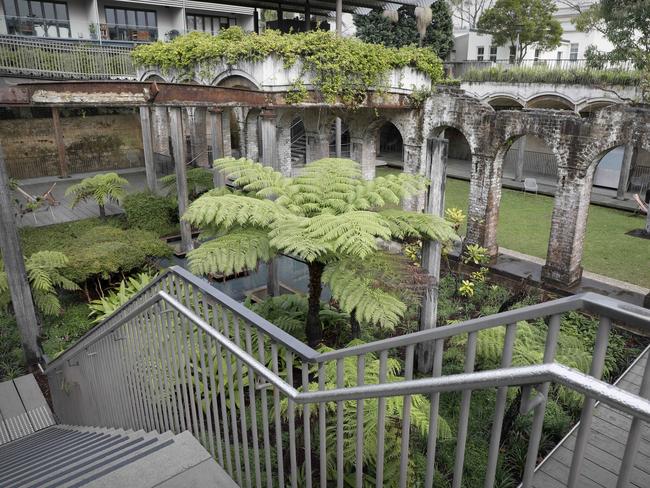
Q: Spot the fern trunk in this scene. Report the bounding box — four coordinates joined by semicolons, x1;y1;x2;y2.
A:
98;204;106;219
350;311;360;339
306;261;324;347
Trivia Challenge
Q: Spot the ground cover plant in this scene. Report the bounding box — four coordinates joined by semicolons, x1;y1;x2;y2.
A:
132;27;444;106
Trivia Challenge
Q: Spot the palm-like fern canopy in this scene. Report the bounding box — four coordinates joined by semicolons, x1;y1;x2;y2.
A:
184;157;457;330
65;173;128;208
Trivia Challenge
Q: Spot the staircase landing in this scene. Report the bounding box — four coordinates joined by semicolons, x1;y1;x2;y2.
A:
532;347;650;488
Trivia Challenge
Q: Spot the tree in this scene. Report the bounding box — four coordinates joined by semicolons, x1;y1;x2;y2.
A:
183;158;456;347
477;0;563;64
450;0;495;28
354;1;454;59
0;251;79;316
65;172;128;219
574;0;650;71
160;167;214;200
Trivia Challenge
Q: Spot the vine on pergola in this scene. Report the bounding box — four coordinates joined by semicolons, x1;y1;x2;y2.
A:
183;157;457;346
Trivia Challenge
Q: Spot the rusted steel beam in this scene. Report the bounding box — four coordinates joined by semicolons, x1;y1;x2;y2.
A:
0;81;414;109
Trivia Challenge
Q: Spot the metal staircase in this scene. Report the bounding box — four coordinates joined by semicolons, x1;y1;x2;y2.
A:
0;374;236;487
37;266;650;488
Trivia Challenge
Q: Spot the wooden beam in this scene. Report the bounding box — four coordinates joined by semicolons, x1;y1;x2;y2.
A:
51;107;68;178
0;145;41;365
139;106;158;193
168;107;193;255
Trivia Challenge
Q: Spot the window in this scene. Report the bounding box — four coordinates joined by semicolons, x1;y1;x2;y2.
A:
186;14;235;35
509;46;517;64
570;43;579;61
489;46;497;62
104;6;157;42
2;0;70;37
476;46;485;61
534;49;541;62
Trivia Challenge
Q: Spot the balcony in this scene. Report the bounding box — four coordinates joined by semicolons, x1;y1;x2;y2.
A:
0;34;136;79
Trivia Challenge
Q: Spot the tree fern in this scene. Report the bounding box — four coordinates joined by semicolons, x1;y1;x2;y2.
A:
185;158;457;345
65;173;128;218
160;167;214;199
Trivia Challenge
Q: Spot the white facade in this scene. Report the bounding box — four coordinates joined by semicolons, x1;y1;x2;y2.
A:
0;0;254;42
451;0;613;62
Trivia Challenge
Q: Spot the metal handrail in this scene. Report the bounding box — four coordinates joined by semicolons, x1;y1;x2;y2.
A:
45;264;650;488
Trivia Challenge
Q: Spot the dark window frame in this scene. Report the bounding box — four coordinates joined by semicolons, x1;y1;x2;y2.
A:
476;46;485;62
104;5;158;42
2;0;70;38
185;13;236;35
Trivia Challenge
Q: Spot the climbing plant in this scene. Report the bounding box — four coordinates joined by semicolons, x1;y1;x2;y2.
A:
132;27;444;107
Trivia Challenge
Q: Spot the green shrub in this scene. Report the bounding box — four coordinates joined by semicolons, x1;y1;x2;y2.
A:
462;65;642;87
0;313;25;381
89;272;156;323
20;218;171;285
41;297;94;359
123;191;178;236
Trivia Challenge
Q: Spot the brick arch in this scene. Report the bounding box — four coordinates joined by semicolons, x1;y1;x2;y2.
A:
211;70;261;90
139;70;169;83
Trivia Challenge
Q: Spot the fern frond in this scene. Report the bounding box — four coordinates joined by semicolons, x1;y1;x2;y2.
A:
160;167;214;197
379;209;458;243
214;157;290;198
358;173;428;209
187;228;275;276
64;173;128;208
268;217;334;262
183;194;286;231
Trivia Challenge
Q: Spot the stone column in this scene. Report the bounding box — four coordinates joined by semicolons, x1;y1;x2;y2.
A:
514;135;526;181
350;136;376;180
616;142;635;199
541;170;592;286
139;106;158;194
306;131;329;164
0;145;41;364
403;142;423;210
221;109;232;158
260;109;278;170
417;138;448;373
209;109;225;187
645;200;650;235
276;120;293;177
465;152;503;258
186;107;209;167
169;107;193;254
151;106;170;156
245;111;260;162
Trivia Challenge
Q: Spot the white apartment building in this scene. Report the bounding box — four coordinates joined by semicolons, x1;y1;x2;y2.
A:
0;0;255;43
451;0;613;63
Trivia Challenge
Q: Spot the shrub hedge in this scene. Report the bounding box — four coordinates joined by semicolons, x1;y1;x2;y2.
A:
462;65;642;86
123;191;178;237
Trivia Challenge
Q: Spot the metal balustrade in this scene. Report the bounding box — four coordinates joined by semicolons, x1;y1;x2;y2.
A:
46;265;650;488
0;35;136;79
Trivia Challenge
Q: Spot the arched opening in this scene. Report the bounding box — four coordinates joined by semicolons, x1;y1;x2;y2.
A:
488;97;524;111
526;95;575;111
375;121;403;168
143;74;165;82
328;120;350;158
291;117;306;168
215;75;260;159
593;145;650;196
444;128;472;178
502;135;557;184
578;101;617;118
213;74;259;90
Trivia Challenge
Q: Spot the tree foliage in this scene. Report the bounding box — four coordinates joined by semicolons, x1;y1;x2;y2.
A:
477;0;563;63
0;251;79;316
354;2;454;59
574;0;650;73
89;272;156;323
184;157;457;345
160;167;214;200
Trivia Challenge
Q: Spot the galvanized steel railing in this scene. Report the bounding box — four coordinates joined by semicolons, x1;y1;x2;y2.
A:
0;35;136;80
46;265;650;488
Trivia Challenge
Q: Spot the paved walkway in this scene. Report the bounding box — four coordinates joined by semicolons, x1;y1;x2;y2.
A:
531;346;650;488
15;168;148;227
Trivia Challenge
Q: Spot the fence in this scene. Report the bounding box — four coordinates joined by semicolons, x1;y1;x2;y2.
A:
0;35;136;80
504;149;558;178
46;265;650;488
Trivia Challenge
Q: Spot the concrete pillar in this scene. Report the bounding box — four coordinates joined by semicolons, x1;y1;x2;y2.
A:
221;109;232;158
465;152;503;258
139;106;158;193
186;107;209;167
168;107;194;254
514;135;526;181
151;106;170;156
306;131;329;164
245;111;260;162
209;109;225;187
417;138;448;373
335;118;342;158
335;0;342;35
616;143;635;199
51;107;69;178
0;145;41;364
541;170;592;286
260;109;278;170
645;201;650;235
350;136;376;180
403;143;423;210
276;121;293;177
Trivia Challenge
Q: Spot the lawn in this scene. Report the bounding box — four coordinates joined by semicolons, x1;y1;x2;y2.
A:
377;167;650;288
